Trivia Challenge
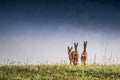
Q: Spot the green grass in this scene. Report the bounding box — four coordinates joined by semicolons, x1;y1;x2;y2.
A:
0;64;120;80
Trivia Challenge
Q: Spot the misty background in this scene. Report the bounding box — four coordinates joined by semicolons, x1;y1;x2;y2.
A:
0;0;120;64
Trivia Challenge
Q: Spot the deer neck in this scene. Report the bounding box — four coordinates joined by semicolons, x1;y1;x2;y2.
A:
75;48;78;52
83;46;86;52
68;51;71;55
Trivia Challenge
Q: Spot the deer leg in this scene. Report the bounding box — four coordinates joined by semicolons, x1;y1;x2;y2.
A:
75;58;78;65
71;59;73;65
81;59;83;65
84;61;86;65
75;59;77;65
73;59;75;65
70;61;71;65
76;59;78;65
70;59;73;65
74;60;76;65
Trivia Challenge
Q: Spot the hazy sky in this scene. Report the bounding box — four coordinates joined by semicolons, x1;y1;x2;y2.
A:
0;0;120;64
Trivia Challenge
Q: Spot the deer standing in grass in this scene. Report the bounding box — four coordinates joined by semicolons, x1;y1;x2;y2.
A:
72;43;79;65
81;41;87;65
68;46;73;65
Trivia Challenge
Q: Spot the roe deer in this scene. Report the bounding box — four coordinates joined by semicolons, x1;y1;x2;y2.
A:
81;41;87;65
68;46;73;65
72;43;79;65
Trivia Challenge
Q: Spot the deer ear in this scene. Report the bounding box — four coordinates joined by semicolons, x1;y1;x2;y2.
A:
84;41;85;44
74;43;76;46
71;47;73;50
86;41;87;44
77;43;78;46
68;46;69;50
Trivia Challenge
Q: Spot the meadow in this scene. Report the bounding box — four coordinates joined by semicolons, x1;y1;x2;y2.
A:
0;64;120;80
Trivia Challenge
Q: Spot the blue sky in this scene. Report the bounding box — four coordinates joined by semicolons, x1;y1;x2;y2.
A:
0;0;120;64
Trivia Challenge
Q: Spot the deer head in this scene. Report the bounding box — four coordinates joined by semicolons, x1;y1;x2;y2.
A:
83;41;87;52
74;42;78;52
68;46;73;55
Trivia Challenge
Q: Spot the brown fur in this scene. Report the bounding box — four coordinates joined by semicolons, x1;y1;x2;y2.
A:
81;41;87;65
68;46;73;65
72;43;79;65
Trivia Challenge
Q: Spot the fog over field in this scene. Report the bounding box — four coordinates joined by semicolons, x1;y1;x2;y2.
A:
0;0;120;64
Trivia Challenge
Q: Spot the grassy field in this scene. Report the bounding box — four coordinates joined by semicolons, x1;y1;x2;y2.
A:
0;64;120;80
